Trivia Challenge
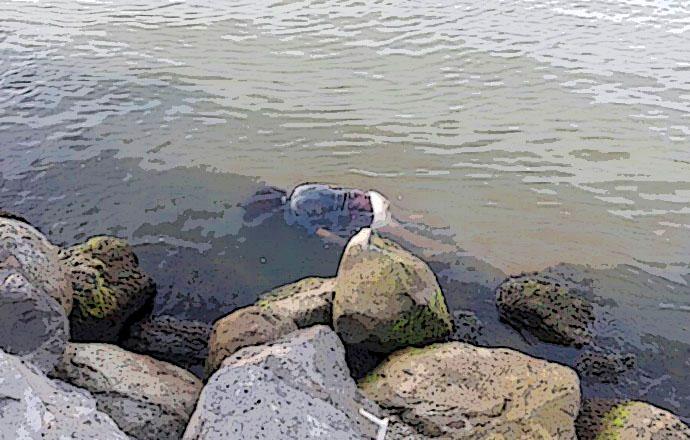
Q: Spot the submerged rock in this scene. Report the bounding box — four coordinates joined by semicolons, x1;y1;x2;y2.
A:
61;236;155;341
54;343;202;440
257;276;335;327
0;349;129;439
122;314;211;377
576;399;690;440
360;342;580;439
496;273;595;347
205;304;297;376
333;228;453;353
0;270;69;374
0;217;73;313
184;326;384;440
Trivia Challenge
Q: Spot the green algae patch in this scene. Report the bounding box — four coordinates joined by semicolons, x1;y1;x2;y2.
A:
596;403;633;440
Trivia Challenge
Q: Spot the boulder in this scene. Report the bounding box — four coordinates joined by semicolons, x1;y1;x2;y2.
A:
61;236;155;341
257;276;335;327
205;305;297;376
54;342;202;440
0;270;69;373
576;399;690;440
360;342;581;439
122;314;211;377
184;326;385;440
0;217;73;313
0;349;130;439
496;273;595;347
333;228;453;353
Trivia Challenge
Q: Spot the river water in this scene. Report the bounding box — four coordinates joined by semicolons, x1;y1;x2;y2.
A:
2;0;690;279
2;0;690;420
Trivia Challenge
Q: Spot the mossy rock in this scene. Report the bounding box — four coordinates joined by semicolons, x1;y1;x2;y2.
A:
333;228;453;354
496;273;594;347
576;399;690;440
61;236;155;341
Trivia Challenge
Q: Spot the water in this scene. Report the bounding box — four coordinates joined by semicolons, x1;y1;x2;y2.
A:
2;0;690;419
2;0;690;278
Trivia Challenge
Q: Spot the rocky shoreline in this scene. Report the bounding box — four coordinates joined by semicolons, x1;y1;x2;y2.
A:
1;185;690;439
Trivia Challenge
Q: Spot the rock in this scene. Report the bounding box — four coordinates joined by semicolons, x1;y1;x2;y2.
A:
184;325;385;440
122;314;211;377
0;270;69;374
576;399;690;440
360;342;581;439
54;342;202;440
576;349;636;384
0;217;73;313
333;228;453;353
496;273;595;347
286;184;390;237
205;304;297;376
258;276;335;327
0;349;130;439
61;236;155;341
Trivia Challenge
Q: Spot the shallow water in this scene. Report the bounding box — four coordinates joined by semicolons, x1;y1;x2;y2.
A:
2;0;690;279
2;0;690;421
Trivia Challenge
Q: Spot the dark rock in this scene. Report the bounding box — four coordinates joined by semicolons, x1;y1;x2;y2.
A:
576;349;636;383
61;236;155;342
496;273;595;347
121;315;211;378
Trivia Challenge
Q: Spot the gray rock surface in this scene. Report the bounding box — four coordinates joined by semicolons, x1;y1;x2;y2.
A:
0;348;130;440
54;342;202;440
360;342;581;439
184;326;386;440
0;217;73;313
0;270;69;373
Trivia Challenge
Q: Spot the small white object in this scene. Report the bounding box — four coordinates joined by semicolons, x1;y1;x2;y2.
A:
359;407;388;440
368;191;391;229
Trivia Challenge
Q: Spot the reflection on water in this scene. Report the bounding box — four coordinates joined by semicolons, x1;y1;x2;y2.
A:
1;0;690;279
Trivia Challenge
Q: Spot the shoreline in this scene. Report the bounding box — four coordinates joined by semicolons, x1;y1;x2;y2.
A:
1;152;690;425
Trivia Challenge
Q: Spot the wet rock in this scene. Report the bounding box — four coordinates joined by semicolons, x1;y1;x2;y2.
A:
360;342;580;439
0;217;73;313
0;349;129;439
61;236;155;341
0;270;69;374
122;314;211;377
205;304;297;376
286;183;390;238
333;228;453;354
451;309;483;344
576;348;636;383
576;399;690;440
54;342;202;440
257;276;335;327
496;273;595;347
184;326;384;440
